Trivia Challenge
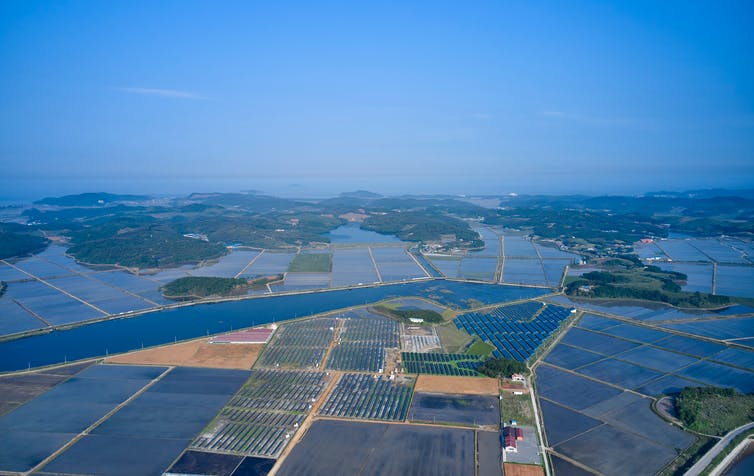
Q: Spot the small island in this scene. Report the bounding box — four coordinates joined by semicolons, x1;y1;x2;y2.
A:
372;305;445;324
161;275;283;300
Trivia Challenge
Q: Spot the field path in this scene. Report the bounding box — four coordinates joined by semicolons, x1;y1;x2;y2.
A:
268;370;342;476
235;250;264;278
319;319;345;371
26;366;173;474
367;247;383;282
1;259;109;316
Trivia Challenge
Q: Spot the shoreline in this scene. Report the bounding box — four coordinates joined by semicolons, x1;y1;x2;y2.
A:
713;438;754;476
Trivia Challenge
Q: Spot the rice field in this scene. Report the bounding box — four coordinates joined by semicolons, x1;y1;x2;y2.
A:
502;259;547;286
537;301;754;476
459;257;498;281
427;232;575;286
188;250;260;277
716;264;754;297
331;248;379;287
370;247;426;282
0;364;169;473
536;363;694;476
240;251;295;277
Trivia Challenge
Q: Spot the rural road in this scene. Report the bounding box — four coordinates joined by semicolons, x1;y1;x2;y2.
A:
685;421;754;476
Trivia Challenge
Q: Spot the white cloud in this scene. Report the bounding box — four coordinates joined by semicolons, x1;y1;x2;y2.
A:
117;87;209;100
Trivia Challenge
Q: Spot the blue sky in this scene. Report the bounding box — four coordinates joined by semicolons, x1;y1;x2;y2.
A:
1;0;752;196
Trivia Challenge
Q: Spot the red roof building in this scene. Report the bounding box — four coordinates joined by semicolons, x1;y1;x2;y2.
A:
503;434;517;452
502;426;524;452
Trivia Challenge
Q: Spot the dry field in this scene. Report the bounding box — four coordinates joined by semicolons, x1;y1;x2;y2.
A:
503;463;545;476
501;381;529;394
413;374;498;395
106;338;263;369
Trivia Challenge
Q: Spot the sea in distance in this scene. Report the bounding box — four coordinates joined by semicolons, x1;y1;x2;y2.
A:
1;177;497;203
0;175;727;204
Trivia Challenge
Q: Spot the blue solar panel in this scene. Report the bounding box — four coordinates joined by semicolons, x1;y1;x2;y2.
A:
454;302;571;362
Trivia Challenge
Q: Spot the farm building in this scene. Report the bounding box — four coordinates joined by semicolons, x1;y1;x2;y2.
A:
503;434;517;452
503;426;524;452
511;373;526;382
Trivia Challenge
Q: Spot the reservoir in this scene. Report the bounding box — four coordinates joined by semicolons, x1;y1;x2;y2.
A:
0;280;548;372
327;223;404;244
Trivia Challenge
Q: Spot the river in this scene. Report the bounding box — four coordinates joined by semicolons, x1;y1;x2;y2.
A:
0;280;548;372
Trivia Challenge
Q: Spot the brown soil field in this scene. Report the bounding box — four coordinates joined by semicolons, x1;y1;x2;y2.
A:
106;339;262;369
501;382;529;394
503;463;545;476
413;375;498;395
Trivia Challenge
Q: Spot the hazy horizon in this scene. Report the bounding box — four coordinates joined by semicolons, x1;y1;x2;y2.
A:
2;176;754;204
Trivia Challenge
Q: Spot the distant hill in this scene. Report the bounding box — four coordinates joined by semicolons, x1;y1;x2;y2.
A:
645;189;754;200
339;190;382;199
188;193;305;213
35;192;150;207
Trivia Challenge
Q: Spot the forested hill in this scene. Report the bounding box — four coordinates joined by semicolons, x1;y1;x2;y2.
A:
0;223;49;260
35;193;150;206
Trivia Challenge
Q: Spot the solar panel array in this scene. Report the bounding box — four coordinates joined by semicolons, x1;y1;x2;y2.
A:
192;370;326;458
256;318;336;369
326;312;399;372
401;352;484;376
319;373;414;421
455;302;571;361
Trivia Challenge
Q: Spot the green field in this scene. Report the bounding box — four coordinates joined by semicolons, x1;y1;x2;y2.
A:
466;340;495;357
288;253;333;272
437;323;474;353
500;393;534;426
373;305;444;324
401;351;486;377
